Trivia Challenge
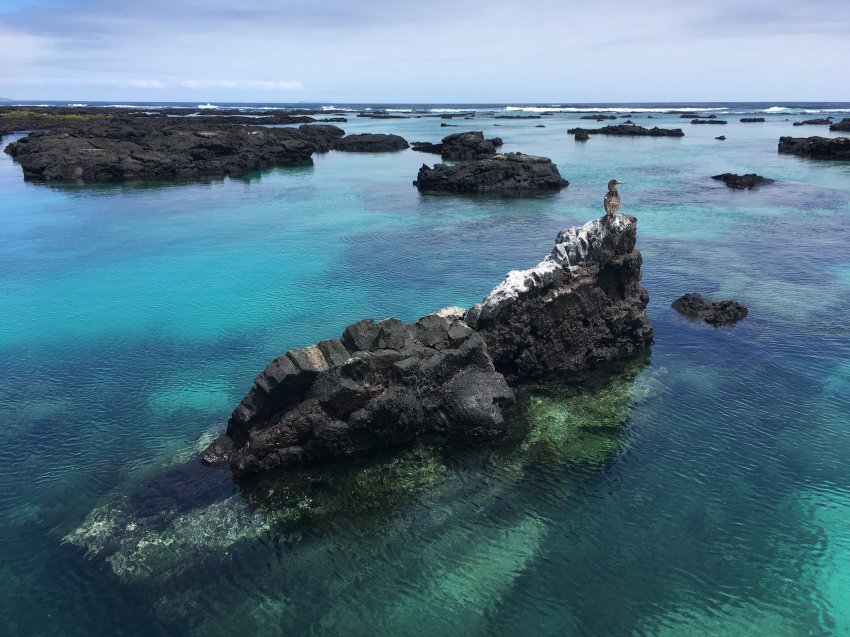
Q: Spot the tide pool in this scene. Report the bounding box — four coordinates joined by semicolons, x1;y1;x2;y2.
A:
1;105;850;636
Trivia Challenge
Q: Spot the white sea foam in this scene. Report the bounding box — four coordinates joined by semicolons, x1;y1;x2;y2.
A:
105;104;151;109
198;103;219;109
321;105;338;111
428;108;471;113
505;105;728;113
67;103;88;107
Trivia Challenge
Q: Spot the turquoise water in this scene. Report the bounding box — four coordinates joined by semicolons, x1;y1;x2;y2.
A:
1;105;850;635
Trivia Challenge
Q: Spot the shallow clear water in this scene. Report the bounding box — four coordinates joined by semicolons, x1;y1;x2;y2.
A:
1;105;850;636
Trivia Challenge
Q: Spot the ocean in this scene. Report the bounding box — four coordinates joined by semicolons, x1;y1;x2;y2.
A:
1;102;849;636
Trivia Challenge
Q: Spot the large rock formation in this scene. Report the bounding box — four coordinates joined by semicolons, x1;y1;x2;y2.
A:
4;119;346;182
202;312;515;474
203;214;652;475
413;153;568;193
467;214;652;382
778;136;850;161
711;173;775;189
568;124;684;138
830;118;850;132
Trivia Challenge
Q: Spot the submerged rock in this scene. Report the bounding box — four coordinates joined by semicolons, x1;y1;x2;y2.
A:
691;119;728;125
567;124;684;137
332;133;409;152
778;136;850;161
711;173;775;189
829;118;850;132
580;114;617;121
671;293;748;326
203;214;652;475
715;135;727;141
740;117;765;123
413;153;568;193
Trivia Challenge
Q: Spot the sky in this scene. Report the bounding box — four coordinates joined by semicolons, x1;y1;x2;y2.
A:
1;0;849;103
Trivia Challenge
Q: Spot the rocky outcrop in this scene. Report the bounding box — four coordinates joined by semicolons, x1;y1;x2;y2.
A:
580;115;617;121
332;133;409;152
740;117;765;123
715;135;726;141
778;136;850;161
202;312;515;475
467;214;652;382
411;131;504;161
442;131;502;160
830;118;850;132
568;124;684;137
691;119;728;125
203;214;652;475
672;293;748;326
414;153;568;193
575;129;590;142
792;118;832;127
711;173;775;189
3;119;343;182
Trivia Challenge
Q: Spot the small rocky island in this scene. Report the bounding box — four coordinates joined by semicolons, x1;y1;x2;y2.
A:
711;173;775;189
830;118;850;132
414;153;568;193
203;214;653;475
778;136;850;161
672;293;748;326
568;124;684;138
411;131;503;160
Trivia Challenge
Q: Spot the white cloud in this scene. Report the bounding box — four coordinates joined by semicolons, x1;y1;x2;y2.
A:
178;80;304;91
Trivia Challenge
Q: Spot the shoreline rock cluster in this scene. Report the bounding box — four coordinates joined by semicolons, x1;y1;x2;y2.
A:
202;214;652;475
2;113;419;181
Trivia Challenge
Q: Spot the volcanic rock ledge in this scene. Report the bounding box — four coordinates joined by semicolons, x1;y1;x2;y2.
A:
414;153;568;193
203;214;652;475
4;120;346;181
568;124;684;138
778;136;850;161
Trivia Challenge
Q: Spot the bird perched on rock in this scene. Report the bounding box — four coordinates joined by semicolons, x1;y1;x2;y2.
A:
604;179;623;220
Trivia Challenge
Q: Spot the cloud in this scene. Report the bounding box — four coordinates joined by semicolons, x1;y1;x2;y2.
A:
0;0;848;101
178;80;304;91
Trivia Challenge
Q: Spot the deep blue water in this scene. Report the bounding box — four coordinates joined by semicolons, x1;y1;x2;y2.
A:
1;103;850;636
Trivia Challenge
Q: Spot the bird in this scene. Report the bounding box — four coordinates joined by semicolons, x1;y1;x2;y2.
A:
604;179;624;220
